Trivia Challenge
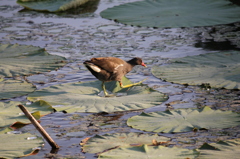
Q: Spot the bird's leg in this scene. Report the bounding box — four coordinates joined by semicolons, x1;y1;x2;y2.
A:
102;81;108;96
119;78;148;88
101;81;115;97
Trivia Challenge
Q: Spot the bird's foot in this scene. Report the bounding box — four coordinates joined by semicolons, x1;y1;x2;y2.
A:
98;90;115;97
120;78;148;88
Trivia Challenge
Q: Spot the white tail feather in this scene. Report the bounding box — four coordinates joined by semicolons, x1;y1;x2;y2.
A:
89;65;101;72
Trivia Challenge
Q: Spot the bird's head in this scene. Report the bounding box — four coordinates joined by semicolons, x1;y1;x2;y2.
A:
129;57;147;67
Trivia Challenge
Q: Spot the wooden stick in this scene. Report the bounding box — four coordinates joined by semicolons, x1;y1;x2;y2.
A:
18;104;60;149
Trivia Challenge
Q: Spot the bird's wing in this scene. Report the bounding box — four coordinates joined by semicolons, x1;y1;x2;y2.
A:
90;57;125;73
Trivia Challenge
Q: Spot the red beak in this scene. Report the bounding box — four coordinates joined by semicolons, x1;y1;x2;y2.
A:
141;62;147;67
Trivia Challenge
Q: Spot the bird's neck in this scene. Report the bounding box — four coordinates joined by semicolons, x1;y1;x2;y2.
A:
127;59;136;67
126;61;134;72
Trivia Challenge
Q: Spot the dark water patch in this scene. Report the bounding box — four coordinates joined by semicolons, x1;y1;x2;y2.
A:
195;40;240;51
230;0;240;6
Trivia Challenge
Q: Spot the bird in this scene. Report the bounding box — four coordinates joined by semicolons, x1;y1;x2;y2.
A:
83;57;147;96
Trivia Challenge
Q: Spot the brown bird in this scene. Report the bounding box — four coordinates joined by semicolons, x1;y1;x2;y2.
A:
83;57;147;96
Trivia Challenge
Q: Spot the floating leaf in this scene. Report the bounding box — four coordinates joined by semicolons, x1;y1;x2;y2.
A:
199;139;240;159
82;132;170;154
0;128;43;159
0;79;35;100
98;144;199;159
27;77;167;113
17;0;90;12
127;106;240;133
152;51;240;89
100;0;240;28
26;74;52;84
0;44;66;78
0;101;53;128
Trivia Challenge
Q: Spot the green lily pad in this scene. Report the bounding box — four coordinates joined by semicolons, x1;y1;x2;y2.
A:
0;44;66;78
0;128;43;159
0;79;36;100
27;77;167;113
17;0;90;12
98;144;199;159
82;132;170;154
0;100;53;128
100;0;240;28
199;139;240;159
127;106;240;133
152;51;240;89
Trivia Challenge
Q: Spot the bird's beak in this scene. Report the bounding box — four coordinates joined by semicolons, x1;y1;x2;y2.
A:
142;63;147;67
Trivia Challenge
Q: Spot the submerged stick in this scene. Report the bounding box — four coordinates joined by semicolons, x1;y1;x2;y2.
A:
18;104;60;149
